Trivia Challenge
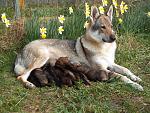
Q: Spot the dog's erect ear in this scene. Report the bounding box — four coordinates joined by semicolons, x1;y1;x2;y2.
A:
107;5;113;22
91;6;99;22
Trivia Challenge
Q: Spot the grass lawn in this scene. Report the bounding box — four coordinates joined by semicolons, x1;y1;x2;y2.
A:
0;1;150;113
0;31;150;113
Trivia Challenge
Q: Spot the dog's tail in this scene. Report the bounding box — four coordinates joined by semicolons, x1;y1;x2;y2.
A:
14;54;26;77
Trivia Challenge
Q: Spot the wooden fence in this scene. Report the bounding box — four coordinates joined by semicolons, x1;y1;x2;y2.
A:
0;0;99;7
0;0;14;7
0;0;99;19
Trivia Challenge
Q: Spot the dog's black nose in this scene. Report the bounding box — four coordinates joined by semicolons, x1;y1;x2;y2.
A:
110;34;116;41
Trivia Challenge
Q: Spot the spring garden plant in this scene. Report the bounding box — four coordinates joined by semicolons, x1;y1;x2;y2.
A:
36;0;129;40
1;13;11;27
1;0;150;41
40;27;47;39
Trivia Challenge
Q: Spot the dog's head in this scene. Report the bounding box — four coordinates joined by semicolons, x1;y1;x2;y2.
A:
85;5;116;43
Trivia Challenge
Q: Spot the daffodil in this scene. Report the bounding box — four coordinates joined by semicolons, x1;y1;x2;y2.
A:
85;3;90;18
85;3;89;9
124;4;128;11
120;7;124;14
118;18;123;24
147;12;150;17
69;7;73;14
120;1;124;14
1;13;7;23
58;26;64;34
116;10;119;17
121;1;125;5
99;6;105;14
120;1;128;15
40;27;47;34
58;15;65;24
112;0;118;9
41;33;46;39
84;21;89;28
5;19;11;27
102;0;108;7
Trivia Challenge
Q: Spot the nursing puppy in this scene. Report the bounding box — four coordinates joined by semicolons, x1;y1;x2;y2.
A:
28;57;91;87
55;57;112;82
27;63;53;87
27;63;75;87
28;57;111;88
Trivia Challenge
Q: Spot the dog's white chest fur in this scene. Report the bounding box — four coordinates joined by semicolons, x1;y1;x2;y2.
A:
98;42;116;62
93;42;117;69
83;38;117;69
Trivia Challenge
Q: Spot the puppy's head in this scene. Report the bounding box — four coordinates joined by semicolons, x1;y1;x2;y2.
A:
85;5;116;43
28;69;49;87
55;57;69;67
98;70;111;81
55;57;81;68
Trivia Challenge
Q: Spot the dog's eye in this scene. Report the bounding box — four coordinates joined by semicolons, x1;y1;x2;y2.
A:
92;24;100;31
101;25;106;29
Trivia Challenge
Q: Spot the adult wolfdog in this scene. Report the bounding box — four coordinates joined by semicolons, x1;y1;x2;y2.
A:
14;6;143;91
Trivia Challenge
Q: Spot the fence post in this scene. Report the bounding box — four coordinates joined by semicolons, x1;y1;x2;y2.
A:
19;0;25;9
15;0;21;19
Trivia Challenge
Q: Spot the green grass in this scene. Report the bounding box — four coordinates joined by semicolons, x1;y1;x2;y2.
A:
24;5;86;42
0;1;150;113
118;1;150;34
0;34;150;112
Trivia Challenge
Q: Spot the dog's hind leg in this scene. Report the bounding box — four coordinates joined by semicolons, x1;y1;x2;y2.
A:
17;57;49;89
110;72;143;91
109;64;142;82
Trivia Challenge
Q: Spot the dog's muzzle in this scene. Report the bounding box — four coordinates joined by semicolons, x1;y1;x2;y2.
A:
110;34;116;42
102;34;116;43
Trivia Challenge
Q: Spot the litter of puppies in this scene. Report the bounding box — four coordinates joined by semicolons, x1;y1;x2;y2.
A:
27;57;114;88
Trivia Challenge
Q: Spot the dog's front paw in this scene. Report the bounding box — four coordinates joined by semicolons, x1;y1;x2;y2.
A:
25;82;36;89
130;75;142;82
130;82;144;91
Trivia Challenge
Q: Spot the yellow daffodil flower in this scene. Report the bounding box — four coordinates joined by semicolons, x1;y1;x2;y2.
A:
58;26;64;34
5;19;11;27
1;13;7;23
58;15;65;24
40;27;47;34
124;4;128;11
118;18;123;24
69;7;73;14
147;12;150;17
84;21;89;28
41;33;46;39
102;0;108;7
120;6;124;14
85;3;90;18
121;1;125;5
112;0;118;9
120;1;128;15
99;6;105;14
85;3;89;9
116;10;119;17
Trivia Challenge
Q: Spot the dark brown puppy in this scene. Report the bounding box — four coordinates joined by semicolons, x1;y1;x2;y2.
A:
27;63;53;87
47;66;76;87
28;59;77;87
55;57;91;85
28;57;112;88
86;69;113;82
55;57;112;82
